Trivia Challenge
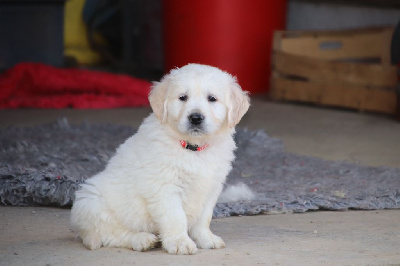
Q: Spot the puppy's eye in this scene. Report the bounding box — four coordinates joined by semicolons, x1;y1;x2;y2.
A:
208;95;217;102
179;95;188;101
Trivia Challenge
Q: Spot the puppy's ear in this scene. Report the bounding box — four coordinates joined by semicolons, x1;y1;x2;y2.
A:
149;80;168;123
228;82;250;128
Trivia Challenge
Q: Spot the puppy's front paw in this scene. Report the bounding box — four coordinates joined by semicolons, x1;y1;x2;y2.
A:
191;230;225;249
198;233;225;249
163;234;198;255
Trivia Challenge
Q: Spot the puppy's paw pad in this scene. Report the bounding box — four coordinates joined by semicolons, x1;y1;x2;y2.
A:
131;233;159;252
163;235;198;255
196;234;225;249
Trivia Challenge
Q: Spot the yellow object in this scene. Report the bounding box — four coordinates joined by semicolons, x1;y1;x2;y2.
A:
64;0;101;65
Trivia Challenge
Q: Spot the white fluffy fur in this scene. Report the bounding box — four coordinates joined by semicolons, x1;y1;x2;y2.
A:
70;64;250;255
218;183;256;203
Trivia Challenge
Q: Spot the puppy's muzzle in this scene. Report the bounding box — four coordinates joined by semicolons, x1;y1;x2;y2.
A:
188;113;204;126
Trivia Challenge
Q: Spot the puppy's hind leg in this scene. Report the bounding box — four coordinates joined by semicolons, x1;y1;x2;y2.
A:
71;182;106;250
104;231;159;252
75;208;160;251
131;232;160;251
71;201;104;250
81;232;102;250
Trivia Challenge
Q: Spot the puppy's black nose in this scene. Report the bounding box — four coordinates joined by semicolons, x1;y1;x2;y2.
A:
188;113;204;125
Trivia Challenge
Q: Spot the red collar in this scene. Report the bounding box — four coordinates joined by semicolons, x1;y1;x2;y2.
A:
180;140;209;151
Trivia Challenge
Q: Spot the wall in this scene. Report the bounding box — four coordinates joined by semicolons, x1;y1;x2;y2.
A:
287;0;400;30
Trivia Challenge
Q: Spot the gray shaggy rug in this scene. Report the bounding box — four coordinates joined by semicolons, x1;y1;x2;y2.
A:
1;119;399;218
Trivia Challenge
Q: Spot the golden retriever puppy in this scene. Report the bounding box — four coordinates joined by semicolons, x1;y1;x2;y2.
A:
70;63;250;255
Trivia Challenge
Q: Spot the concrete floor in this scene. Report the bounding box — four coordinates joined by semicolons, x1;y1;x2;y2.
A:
1;99;400;265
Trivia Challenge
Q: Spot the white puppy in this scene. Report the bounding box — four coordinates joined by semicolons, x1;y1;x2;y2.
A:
70;64;250;255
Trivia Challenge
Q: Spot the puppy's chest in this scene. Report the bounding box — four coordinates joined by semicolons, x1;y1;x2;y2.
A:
174;144;233;177
175;161;218;212
173;154;221;188
176;159;213;182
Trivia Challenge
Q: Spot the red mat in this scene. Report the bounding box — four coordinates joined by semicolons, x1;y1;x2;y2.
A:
0;63;151;108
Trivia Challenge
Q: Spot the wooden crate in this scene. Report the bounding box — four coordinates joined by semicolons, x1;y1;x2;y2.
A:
270;27;398;114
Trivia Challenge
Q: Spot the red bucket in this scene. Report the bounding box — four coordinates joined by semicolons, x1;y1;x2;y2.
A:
163;0;287;94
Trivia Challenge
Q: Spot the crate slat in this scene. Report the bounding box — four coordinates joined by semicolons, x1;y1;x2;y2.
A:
271;75;397;114
273;51;397;87
273;27;394;63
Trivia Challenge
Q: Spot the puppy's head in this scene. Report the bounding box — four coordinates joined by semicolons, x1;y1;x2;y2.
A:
149;64;250;137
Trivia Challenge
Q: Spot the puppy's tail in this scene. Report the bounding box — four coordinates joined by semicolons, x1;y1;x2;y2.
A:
217;183;256;203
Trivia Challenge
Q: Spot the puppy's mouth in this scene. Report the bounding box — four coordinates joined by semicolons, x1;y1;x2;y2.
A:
187;126;207;136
